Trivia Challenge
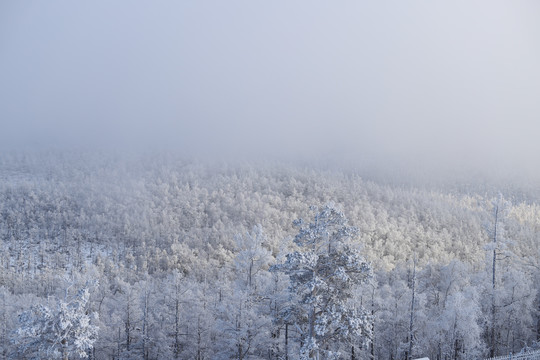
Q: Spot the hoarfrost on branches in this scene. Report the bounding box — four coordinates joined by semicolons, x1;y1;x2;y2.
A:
273;204;373;359
12;285;99;359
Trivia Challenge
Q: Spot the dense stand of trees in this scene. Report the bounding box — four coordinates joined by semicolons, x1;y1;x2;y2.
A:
1;152;540;359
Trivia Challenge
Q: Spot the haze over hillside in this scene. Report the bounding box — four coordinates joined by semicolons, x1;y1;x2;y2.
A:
1;1;540;184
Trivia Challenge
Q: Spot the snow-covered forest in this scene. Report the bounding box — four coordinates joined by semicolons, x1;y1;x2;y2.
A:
2;0;540;358
1;151;540;359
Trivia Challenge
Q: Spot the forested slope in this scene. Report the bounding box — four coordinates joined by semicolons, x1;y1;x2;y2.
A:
1;152;539;359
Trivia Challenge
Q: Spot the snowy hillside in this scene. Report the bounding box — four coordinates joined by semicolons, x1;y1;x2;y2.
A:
1;152;539;359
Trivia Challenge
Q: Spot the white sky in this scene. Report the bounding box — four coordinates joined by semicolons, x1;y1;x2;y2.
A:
1;1;539;178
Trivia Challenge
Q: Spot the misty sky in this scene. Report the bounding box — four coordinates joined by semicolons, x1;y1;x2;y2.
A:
1;1;540;177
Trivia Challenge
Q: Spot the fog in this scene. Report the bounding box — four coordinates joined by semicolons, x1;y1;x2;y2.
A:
1;1;540;182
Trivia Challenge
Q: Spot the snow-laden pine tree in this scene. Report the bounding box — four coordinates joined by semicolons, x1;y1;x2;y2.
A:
12;284;99;360
273;204;373;359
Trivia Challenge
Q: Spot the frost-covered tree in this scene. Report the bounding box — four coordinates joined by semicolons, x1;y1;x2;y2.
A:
414;261;485;360
12;285;99;360
374;266;415;360
233;225;273;291
214;285;271;360
273;204;373;359
485;194;512;357
214;226;274;358
0;286;11;359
